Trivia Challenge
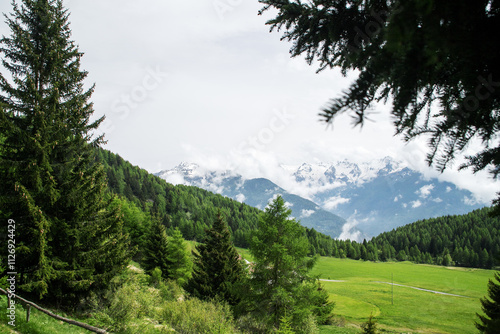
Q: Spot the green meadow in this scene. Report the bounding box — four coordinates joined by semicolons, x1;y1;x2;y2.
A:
310;257;494;334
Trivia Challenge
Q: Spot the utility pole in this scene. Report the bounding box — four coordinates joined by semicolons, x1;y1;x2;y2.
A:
391;273;394;305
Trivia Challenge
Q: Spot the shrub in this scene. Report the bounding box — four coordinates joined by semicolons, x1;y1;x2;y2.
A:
160;298;239;333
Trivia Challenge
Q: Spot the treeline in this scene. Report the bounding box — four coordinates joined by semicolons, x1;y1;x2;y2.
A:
369;207;500;268
310;207;499;269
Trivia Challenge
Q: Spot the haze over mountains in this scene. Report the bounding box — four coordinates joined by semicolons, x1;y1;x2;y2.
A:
156;157;486;240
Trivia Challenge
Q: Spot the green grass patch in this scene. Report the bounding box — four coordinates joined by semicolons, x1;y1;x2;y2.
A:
312;257;493;333
0;295;94;334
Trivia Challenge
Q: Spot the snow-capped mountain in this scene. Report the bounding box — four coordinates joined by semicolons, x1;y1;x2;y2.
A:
156;163;349;239
156;157;486;239
279;158;486;236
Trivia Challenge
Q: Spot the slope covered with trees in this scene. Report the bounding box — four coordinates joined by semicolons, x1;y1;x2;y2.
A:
370;207;500;268
96;148;340;256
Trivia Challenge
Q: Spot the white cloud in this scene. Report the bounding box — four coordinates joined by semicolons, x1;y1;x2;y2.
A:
323;196;351;210
416;184;434;198
301;209;315;218
338;219;362;242
163;173;186;186
235;193;246;203
411;200;422;208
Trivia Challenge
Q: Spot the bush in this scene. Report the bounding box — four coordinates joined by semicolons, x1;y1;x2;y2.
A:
160;297;239;333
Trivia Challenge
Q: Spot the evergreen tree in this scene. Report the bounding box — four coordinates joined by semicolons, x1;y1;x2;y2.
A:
186;211;243;305
142;218;172;277
164;227;192;286
0;0;130;303
476;272;500;333
241;195;326;331
361;313;378;334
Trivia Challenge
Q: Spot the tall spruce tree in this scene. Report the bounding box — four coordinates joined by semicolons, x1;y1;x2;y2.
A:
476;272;500;333
186;211;243;305
0;0;130;303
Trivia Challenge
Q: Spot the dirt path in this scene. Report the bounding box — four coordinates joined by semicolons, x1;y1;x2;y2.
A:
372;281;471;298
319;279;471;298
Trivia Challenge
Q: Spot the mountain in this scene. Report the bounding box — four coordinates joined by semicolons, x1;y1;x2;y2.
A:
280;158;486;236
156;163;349;239
157;157;486;239
97;149;340;256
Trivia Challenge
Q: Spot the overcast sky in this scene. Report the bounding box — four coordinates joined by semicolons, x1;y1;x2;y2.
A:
0;0;497;203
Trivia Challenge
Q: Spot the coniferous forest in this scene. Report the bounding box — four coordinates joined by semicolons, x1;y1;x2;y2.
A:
1;1;500;333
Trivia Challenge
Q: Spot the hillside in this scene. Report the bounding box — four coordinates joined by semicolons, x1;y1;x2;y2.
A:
368;207;500;268
156;163;349;238
96;148;338;255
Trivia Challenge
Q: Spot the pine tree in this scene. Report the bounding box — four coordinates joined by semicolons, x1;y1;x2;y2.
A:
476;272;500;333
0;0;130;303
242;195;322;331
186;211;243;305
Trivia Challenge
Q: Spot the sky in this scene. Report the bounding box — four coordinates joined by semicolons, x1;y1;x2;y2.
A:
0;0;497;204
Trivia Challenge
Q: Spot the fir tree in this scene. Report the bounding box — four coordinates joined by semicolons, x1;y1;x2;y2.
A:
142;218;172;278
476;272;500;333
186;211;243;305
0;0;130;303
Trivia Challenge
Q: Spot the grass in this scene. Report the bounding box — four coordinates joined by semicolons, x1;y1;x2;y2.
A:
311;257;494;334
0;254;494;334
0;295;94;334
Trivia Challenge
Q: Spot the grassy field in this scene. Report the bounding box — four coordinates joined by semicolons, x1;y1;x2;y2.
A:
1;251;494;334
310;257;494;334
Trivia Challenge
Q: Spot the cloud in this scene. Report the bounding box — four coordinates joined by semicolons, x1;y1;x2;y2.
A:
416;184;434;198
323;196;351;210
300;209;315;218
163;173;186;186
411;200;422;208
235;193;246;203
338;219;362;242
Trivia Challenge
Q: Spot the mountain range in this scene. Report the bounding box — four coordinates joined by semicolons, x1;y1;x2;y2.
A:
155;157;486;240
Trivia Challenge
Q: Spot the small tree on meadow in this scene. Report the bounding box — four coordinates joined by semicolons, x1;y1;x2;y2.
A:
361;313;378;334
476;272;500;333
142;218;172;276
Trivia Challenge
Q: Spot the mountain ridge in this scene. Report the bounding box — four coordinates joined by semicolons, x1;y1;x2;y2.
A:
156;157;485;239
